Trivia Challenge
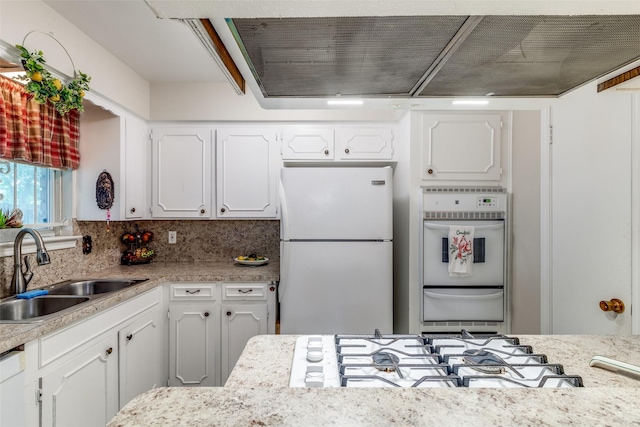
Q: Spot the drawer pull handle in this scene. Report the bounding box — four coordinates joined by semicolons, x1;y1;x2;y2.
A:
204;312;210;317
238;289;253;294
106;347;113;356
126;334;133;341
185;289;201;294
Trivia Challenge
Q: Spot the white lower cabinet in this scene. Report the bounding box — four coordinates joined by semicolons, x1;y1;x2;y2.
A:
168;283;219;386
40;334;119;427
167;281;276;387
23;288;162;427
221;304;267;383
168;303;220;386
118;306;163;407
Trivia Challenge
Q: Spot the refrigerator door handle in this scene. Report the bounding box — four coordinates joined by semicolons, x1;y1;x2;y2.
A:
279;177;289;241
279;241;289;303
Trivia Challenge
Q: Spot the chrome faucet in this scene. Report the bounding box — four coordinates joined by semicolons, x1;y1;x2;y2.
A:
11;228;51;295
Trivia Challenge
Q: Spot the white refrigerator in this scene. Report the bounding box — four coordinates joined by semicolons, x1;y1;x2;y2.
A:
279;167;393;334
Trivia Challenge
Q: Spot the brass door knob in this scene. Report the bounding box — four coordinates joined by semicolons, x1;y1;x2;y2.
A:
599;298;625;314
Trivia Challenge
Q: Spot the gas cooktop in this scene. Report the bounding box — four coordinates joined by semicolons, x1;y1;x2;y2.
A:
290;331;583;388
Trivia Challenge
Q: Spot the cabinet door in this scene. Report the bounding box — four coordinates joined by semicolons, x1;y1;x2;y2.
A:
216;127;278;218
281;127;334;160
168;304;219;386
221;304;267;383
118;307;162;408
421;114;502;182
151;126;212;218
40;334;118;427
124;117;148;219
336;128;394;160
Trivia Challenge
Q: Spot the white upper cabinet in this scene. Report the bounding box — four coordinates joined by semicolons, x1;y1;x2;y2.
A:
281;127;335;160
216;127;278;218
76;104;148;220
124;116;148;219
336;128;394;160
420;114;502;183
151;126;213;218
281;126;396;162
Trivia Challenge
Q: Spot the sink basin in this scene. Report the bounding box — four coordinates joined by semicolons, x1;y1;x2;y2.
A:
0;296;90;322
47;279;148;296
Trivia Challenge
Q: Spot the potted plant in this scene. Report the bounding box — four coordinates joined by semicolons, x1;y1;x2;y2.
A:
0;208;24;242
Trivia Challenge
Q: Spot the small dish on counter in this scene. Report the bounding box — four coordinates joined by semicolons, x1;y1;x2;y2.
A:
234;257;269;266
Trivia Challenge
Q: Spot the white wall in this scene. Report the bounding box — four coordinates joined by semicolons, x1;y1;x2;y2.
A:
150;82;404;122
0;0;150;118
510;110;542;334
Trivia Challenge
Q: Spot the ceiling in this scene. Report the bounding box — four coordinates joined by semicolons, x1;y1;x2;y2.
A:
42;0;640;108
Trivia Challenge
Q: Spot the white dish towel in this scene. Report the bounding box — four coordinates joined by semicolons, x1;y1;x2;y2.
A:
448;226;474;277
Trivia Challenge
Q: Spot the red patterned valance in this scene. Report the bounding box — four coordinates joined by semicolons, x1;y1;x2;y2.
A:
0;75;80;170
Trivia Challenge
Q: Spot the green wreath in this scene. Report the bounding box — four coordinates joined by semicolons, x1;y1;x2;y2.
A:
15;44;91;115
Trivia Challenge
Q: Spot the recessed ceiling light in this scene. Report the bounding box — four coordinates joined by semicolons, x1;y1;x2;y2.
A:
452;100;490;105
327;100;363;106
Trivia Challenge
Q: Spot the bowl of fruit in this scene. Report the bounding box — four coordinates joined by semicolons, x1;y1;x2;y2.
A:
234;253;269;266
120;226;155;265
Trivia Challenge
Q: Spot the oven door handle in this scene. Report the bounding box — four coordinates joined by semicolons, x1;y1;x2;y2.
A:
423;290;503;300
423;223;504;231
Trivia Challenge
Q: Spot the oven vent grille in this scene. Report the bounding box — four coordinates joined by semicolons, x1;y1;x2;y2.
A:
423;187;506;193
424;211;505;220
423;321;500;328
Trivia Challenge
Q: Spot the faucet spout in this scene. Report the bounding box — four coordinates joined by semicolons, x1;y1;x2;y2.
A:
11;228;51;295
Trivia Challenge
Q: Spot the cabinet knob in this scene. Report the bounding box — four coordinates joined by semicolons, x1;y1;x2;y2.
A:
226;311;232;316
106;347;113;356
344;148;350;154
427;168;434;175
130;207;136;213
324;149;329;155
269;286;276;292
126;334;133;341
220;207;226;213
204;312;210;317
200;209;206;214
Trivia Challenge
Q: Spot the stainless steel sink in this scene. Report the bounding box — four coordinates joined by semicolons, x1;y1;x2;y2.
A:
0;296;90;323
46;279;147;296
0;278;149;323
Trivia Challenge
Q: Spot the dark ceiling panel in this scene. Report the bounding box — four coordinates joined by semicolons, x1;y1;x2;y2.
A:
229;16;468;97
229;15;640;98
418;15;640;97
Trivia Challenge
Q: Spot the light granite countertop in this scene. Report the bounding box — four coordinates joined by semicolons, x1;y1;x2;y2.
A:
0;261;279;354
108;334;640;426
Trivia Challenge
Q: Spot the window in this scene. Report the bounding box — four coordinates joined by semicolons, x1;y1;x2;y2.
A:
0;160;60;228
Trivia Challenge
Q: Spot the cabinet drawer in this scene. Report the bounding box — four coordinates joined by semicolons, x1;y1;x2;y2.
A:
170;283;217;301
222;283;268;301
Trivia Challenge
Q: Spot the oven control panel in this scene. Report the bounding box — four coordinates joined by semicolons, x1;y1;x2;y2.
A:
423;191;506;212
476;197;498;208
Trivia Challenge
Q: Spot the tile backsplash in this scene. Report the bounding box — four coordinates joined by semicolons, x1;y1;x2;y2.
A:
0;219;280;298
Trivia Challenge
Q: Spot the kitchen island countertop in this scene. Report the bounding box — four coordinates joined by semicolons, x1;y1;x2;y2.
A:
108;334;640;426
0;261;279;354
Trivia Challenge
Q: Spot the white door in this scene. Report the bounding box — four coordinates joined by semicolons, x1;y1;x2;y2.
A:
151;126;212;218
168;304;218;386
549;85;635;334
216;127;278;218
118;308;161;407
40;334;118;427
221;304;267;383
